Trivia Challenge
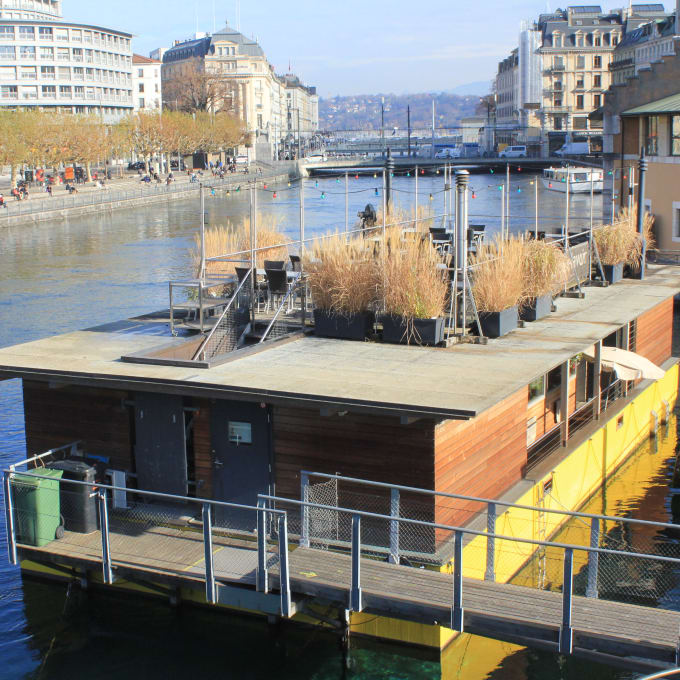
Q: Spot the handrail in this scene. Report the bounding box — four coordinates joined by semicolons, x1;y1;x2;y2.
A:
9;440;81;472
259;494;680;564
259;275;304;344
300;470;680;532
637;670;680;680
192;268;252;361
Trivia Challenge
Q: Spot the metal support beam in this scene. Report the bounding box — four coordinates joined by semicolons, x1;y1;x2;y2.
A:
98;489;113;585
561;361;569;446
256;499;268;593
451;530;464;632
594;340;602;420
350;514;363;612
300;472;310;548
560;547;574;654
278;513;291;617
203;502;216;604
389;488;400;565
637;147;648;280
3;471;17;565
586;518;600;599
485;502;496;581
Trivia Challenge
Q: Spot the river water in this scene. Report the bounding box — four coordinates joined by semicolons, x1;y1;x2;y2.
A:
0;171;675;679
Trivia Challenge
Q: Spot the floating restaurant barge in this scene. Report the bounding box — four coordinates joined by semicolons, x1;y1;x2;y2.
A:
2;169;680;669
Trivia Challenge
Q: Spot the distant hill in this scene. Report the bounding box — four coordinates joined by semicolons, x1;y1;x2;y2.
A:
450;81;492;96
319;93;482;131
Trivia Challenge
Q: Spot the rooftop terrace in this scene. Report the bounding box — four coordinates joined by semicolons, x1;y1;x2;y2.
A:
1;264;678;420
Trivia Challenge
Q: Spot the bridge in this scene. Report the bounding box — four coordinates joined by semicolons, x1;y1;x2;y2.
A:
5;452;679;672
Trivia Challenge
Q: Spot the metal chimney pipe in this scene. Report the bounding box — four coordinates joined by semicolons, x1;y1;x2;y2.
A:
456;170;470;333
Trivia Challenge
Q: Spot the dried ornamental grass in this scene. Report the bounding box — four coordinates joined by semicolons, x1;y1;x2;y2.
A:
381;228;448;319
303;233;380;315
615;206;656;271
592;221;635;266
522;239;571;298
470;235;525;313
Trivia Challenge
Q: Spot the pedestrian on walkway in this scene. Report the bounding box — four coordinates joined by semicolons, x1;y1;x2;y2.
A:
46;184;52;197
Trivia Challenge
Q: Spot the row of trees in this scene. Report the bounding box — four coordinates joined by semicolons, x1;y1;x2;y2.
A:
0;108;246;183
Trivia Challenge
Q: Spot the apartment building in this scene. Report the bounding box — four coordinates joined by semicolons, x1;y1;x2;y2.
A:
161;23;318;161
132;53;161;111
0;0;133;119
495;5;668;156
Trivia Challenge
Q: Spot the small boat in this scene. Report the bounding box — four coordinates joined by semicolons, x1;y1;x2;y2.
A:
542;167;603;193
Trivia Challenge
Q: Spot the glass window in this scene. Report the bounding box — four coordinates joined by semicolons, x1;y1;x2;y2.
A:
39;26;52;39
576;75;584;89
55;28;68;41
529;376;545;403
228;421;252;445
594;55;602;68
547;367;561;392
645;116;659;156
71;29;81;42
58;66;70;79
22;85;37;99
594;75;601;88
41;84;56;97
74;85;84;96
56;47;69;60
18;26;34;39
19;45;36;59
39;65;54;78
59;85;71;97
576;95;584;110
576;55;585;69
0;84;17;97
671;116;680;156
0;65;15;79
0;26;14;40
39;46;53;59
593;94;601;107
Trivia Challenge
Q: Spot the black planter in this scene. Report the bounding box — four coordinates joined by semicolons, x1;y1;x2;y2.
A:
603;263;623;284
381;316;445;346
520;294;552;322
479;306;518;338
313;309;375;340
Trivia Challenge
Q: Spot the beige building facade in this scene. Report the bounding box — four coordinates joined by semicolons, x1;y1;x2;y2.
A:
161;25;318;161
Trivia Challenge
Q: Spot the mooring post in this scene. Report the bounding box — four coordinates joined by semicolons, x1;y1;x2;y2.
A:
202;502;216;604
484;502;496;581
586;518;600;599
300;472;310;548
278;514;291;617
3;471;17;565
451;530;464;632
636;147;648;280
389;488;400;565
256;499;268;593
559;547;574;655
98;489;113;585
350;514;363;612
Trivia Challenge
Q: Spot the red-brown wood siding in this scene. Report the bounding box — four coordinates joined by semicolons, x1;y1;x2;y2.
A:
193;399;213;499
636;298;673;366
22;380;133;471
433;387;528;529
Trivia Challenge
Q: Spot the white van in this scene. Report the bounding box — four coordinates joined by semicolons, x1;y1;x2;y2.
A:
555;141;590;156
499;145;527;158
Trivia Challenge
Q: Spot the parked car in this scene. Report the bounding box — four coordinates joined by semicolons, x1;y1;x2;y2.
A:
235;155;249;166
499;145;527;159
306;153;327;163
127;161;146;171
434;148;455;159
554;141;590;157
170;159;186;171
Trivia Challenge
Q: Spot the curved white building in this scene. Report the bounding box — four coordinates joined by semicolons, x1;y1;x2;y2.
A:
0;0;133;119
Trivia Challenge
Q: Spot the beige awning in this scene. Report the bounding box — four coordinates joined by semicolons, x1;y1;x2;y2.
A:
583;346;665;381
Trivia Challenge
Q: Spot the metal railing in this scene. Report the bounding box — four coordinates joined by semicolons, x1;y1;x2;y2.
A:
258;275;307;344
260;492;680;655
3;464;290;615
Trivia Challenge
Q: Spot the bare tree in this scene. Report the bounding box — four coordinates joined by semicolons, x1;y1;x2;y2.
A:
164;58;238;113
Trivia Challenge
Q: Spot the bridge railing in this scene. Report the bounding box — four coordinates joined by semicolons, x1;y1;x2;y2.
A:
259;493;680;654
2;466;291;615
298;471;680;604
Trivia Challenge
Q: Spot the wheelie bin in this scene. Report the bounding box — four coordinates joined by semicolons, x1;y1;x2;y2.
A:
12;469;64;547
46;460;98;534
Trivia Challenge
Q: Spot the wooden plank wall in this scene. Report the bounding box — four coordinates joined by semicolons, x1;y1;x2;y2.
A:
272;407;436;505
22;380;133;471
636;297;674;367
192;399;213;499
433;388;528;529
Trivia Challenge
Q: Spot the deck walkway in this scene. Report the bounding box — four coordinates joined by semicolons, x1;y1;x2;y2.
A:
16;523;680;669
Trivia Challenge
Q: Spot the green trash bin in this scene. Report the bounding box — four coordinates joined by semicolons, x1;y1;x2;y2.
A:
12;469;64;547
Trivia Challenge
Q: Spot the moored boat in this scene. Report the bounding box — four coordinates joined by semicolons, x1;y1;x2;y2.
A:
542;166;603;193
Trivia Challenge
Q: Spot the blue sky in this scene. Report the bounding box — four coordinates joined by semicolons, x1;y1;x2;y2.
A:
65;0;675;97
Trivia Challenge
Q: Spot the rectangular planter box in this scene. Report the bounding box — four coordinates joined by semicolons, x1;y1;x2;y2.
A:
381;316;445;346
479;306;518;338
520;294;552;322
313;309;375;341
603;263;623;284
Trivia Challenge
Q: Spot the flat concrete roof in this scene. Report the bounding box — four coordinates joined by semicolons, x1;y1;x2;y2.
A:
1;264;679;419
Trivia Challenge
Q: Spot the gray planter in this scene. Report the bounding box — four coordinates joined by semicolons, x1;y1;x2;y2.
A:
520;294;552;322
313;309;375;340
479;306;518;338
381;315;445;346
603;263;623;284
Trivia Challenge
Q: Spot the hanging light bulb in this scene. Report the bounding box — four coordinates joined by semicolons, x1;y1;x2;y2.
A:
355;174;359;179
472;192;477;199
273;192;277;199
436;169;440;175
498;185;503;191
263;183;268;189
530;180;534;185
390;172;394;178
321;191;326;199
607;171;613;176
227;190;230;196
517;167;522;172
336;178;340;183
548;182;553;188
490;168;494;174
421;169;425;175
407;171;411;177
429;193;433;201
374;188;379;196
288;181;291;187
373;172;377;178
517;187;521;193
315;180;319;188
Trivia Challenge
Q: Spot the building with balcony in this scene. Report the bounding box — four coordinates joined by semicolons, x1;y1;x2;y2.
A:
0;0;133;119
495;4;668;155
161;24;318;161
132;53;161;111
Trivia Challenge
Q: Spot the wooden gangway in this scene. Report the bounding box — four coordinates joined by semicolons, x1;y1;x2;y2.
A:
5;467;680;671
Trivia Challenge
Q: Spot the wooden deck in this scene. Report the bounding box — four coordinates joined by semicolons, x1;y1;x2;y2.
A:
17;524;680;668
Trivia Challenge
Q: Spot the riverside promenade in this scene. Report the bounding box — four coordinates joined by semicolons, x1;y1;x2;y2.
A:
0;165;296;226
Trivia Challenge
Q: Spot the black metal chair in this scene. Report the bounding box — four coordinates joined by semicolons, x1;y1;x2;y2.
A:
264;260;286;270
289;255;302;272
235;266;266;311
265;268;289;312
